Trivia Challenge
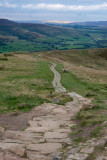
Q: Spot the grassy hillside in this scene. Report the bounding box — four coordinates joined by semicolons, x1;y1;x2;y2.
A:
0;19;107;53
42;48;107;141
0;54;54;113
56;63;107;140
20;23;80;37
44;48;107;69
0;49;106;141
42;48;107;84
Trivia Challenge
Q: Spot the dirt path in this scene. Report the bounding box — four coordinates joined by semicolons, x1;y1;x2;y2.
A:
50;63;66;93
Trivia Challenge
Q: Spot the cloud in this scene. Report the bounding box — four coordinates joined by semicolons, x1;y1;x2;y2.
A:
22;3;65;10
1;1;107;11
22;2;107;11
4;2;17;8
0;1;17;8
0;2;3;7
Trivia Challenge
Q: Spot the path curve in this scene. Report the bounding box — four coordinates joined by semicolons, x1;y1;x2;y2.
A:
0;96;90;160
50;63;66;93
0;62;93;160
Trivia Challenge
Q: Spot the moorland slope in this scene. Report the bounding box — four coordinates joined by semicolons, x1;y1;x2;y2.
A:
0;19;107;52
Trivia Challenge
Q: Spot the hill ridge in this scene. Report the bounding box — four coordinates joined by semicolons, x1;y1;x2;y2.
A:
0;19;107;52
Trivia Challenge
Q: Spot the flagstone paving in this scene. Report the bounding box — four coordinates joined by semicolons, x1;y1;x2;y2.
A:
0;63;106;160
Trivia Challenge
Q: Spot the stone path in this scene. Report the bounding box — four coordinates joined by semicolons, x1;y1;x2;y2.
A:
0;95;91;160
50;63;66;93
65;136;107;160
0;63;106;160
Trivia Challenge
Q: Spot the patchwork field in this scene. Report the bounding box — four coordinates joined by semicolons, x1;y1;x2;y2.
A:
0;19;107;53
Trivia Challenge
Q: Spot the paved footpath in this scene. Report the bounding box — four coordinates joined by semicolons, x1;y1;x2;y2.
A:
50;63;66;93
0;95;91;160
1;63;105;160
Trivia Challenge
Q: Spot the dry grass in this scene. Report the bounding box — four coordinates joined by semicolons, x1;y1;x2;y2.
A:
41;48;107;83
0;54;54;113
15;54;37;62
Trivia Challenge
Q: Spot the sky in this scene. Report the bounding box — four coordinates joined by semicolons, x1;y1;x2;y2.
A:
0;0;107;22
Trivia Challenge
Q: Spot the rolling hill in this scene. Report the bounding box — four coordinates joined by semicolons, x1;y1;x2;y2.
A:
46;21;107;26
0;19;107;53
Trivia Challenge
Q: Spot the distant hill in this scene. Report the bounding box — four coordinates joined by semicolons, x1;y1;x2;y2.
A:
0;19;17;25
18;20;107;27
20;23;80;37
45;21;107;27
68;21;107;26
0;19;81;40
0;19;44;41
0;19;107;53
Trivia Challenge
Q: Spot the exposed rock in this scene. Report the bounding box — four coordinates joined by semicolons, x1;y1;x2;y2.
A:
0;126;5;133
0;150;4;158
68;153;89;160
80;146;94;154
82;103;94;110
9;145;25;157
53;98;60;104
95;138;107;147
86;138;96;143
103;156;107;160
1;153;28;160
44;132;67;139
105;147;107;151
95;156;104;160
53;151;63;160
0;143;19;150
46;138;71;143
27;143;62;154
53;108;66;114
62;68;68;73
67;147;81;154
38;119;60;129
26;151;51;160
102;121;107;126
26;126;49;132
68;92;83;98
53;156;62;160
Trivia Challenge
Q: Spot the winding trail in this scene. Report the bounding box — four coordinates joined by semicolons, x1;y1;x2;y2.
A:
0;96;90;160
50;63;66;93
0;62;93;160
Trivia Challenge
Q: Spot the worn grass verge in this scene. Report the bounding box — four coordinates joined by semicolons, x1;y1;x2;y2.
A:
56;63;107;140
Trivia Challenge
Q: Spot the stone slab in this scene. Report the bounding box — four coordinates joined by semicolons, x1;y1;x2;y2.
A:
9;144;25;157
68;153;89;160
27;143;62;154
80;146;94;154
53;108;66;114
44;132;68;139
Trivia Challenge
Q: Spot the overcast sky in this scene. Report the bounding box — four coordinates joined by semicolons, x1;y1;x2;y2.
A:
0;0;107;22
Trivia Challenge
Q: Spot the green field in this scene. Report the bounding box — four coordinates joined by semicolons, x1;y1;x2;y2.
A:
0;19;107;53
